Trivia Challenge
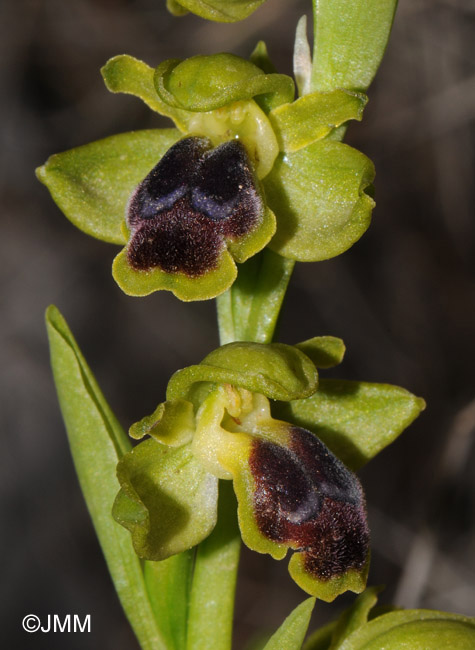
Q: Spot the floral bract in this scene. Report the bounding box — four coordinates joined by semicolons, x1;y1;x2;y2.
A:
112;338;425;602
37;47;376;301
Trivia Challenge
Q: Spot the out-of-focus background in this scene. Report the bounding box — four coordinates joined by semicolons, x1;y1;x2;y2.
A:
2;0;475;647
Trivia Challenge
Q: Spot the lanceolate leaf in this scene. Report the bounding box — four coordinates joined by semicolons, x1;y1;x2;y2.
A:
310;0;398;93
263;597;316;650
36;129;181;244
276;379;425;470
45;306;165;650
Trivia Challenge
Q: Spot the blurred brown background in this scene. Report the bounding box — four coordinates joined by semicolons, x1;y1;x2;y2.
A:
2;0;475;647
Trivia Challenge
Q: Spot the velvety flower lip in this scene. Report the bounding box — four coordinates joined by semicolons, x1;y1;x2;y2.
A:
112;135;276;300
125;136;265;277
249;427;369;581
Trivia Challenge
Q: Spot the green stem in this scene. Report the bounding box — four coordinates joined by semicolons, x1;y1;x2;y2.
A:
188;250;293;649
217;248;295;344
185;482;241;650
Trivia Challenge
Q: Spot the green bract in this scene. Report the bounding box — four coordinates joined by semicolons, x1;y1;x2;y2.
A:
113;338;424;602
37;42;378;302
166;0;267;23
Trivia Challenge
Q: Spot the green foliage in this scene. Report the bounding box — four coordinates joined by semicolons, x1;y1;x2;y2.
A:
45;306;166;649
263;598;316;649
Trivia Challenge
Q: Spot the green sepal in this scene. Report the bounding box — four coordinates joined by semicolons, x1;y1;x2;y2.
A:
288;552;369;603
101;55;190;131
263;597;316;650
337;609;475;650
167;0;267;23
36;129;181;245
295;336;346;369
130;399;195;447
166;341;318;403
113;439;218;560
264;139;375;262
112;246;238;302
276;379;426;471
154;54;294;113
269;90;367;153
310;0;398;93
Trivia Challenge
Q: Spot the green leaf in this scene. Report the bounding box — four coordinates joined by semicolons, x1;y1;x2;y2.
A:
295;337;346;369
144;552;193;650
154;54;294;113
264;139;375;262
45;305;165;650
311;0;398;92
166;341;318;403
337;609;475;650
101;55;190;130
36;129;181;244
263;597;316;650
250;40;277;74
276;379;426;470
113;439;218;560
186;481;241;650
168;0;267;22
269;90;367;153
303;621;337;650
329;586;382;649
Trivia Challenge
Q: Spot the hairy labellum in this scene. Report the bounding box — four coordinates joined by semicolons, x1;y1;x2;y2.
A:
126;136;263;277
249;426;369;580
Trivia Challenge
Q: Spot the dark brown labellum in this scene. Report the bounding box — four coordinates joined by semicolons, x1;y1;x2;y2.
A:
126;136;263;277
249;427;369;581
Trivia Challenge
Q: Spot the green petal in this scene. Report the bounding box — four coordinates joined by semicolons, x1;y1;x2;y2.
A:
36;129;181;244
112;247;238;302
101;55;190;130
166;341;318;403
113;439;218;560
264;139;375;261
154;54;294;113
269;90;367;152
130;399;195;447
337;609;475;650
167;0;267;22
295;336;346;369
277;379;426;471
